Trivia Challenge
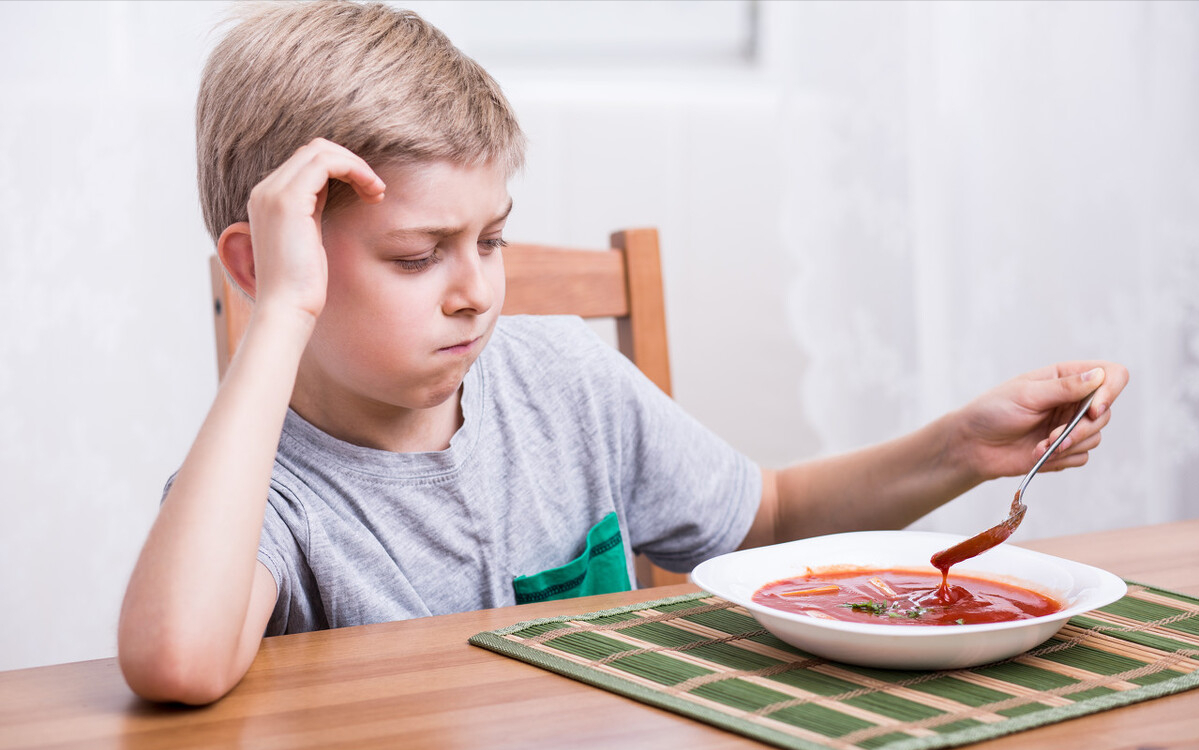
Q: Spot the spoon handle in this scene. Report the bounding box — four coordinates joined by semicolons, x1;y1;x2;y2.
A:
1015;390;1098;498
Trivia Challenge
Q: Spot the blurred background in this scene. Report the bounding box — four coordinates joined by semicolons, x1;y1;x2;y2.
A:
1;0;1196;671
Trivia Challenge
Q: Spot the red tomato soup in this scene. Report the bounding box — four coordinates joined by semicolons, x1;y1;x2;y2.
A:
752;568;1061;626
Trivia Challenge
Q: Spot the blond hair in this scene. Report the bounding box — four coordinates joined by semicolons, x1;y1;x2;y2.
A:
196;0;526;243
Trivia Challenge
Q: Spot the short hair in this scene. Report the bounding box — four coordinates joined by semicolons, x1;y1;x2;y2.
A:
196;0;526;243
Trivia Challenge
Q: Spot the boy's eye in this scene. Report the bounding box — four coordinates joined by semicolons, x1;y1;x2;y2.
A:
478;238;508;254
393;253;440;272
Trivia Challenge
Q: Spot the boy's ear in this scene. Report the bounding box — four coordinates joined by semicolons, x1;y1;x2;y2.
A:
216;222;257;300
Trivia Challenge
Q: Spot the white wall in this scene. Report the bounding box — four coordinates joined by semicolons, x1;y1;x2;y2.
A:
1;0;1195;671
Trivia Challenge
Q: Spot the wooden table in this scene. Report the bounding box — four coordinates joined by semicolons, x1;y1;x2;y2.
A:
3;520;1198;749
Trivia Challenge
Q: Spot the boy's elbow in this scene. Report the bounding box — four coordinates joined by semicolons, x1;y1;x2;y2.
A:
118;630;240;705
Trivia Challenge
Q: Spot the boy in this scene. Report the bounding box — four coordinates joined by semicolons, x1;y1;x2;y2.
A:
118;1;1128;705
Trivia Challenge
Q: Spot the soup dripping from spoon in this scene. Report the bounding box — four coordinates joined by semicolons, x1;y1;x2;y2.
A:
930;390;1098;599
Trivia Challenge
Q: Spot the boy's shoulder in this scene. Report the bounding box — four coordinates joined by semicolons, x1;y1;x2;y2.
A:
489;314;608;359
485;314;626;387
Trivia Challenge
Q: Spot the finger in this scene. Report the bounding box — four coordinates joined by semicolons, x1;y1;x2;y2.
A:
1039;451;1091;473
1067;431;1103;454
1019;360;1106;383
251;156;380;223
1021;365;1106;414
1048;360;1130;419
1036;408;1112;454
1035;430;1102;474
1089;363;1130;419
263;138;386;204
299;142;386;201
1045;430;1103;461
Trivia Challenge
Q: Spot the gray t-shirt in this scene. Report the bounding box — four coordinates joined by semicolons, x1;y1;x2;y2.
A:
256;315;761;635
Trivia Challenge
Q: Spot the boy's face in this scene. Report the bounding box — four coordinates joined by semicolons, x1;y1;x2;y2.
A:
292;159;510;441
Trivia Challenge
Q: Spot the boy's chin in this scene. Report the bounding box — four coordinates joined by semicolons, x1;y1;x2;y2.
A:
413;382;465;410
406;369;474;410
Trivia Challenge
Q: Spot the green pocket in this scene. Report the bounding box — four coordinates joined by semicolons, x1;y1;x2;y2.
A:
512;512;631;605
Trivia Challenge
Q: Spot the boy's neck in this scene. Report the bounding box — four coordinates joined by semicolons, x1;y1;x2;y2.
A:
289;388;464;454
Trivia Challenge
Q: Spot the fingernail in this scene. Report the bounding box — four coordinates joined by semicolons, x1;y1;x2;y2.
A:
1094;401;1107;416
1082;367;1104;382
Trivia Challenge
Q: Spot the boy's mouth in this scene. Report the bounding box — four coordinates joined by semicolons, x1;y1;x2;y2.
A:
439;336;481;355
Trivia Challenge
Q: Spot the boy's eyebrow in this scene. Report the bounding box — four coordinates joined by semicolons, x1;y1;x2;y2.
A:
383;198;514;240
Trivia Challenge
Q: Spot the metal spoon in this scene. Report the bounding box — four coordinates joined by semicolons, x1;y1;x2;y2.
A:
930;389;1099;582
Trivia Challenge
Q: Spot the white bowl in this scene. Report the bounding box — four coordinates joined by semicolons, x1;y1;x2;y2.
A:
690;530;1126;670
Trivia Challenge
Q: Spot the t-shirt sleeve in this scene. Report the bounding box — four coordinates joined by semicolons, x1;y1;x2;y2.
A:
256;495;295;635
256;475;324;636
572;322;763;572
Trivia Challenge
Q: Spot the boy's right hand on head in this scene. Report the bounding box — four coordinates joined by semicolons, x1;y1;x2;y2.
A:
238;138;386;322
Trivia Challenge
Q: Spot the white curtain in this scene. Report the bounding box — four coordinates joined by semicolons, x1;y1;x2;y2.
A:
775;0;1199;537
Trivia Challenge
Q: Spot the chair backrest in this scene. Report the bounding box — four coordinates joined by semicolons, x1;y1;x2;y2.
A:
492;227;672;396
208;227;683;586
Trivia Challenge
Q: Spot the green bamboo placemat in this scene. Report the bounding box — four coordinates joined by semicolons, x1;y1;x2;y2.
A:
469;582;1199;750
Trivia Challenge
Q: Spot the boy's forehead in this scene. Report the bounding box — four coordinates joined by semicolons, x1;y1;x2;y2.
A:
380;197;514;239
351;159;512;233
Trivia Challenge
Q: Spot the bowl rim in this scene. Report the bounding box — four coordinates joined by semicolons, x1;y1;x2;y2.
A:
690;530;1128;639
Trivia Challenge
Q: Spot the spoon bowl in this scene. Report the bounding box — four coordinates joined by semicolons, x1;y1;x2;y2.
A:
931;390;1098;574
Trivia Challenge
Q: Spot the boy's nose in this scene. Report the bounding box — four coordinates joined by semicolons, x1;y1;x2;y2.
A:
442;248;495;315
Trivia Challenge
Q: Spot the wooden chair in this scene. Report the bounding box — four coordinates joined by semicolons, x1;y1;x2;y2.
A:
209;227;684;586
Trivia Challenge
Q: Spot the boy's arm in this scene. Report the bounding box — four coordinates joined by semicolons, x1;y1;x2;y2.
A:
742;361;1129;548
118;139;385;705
